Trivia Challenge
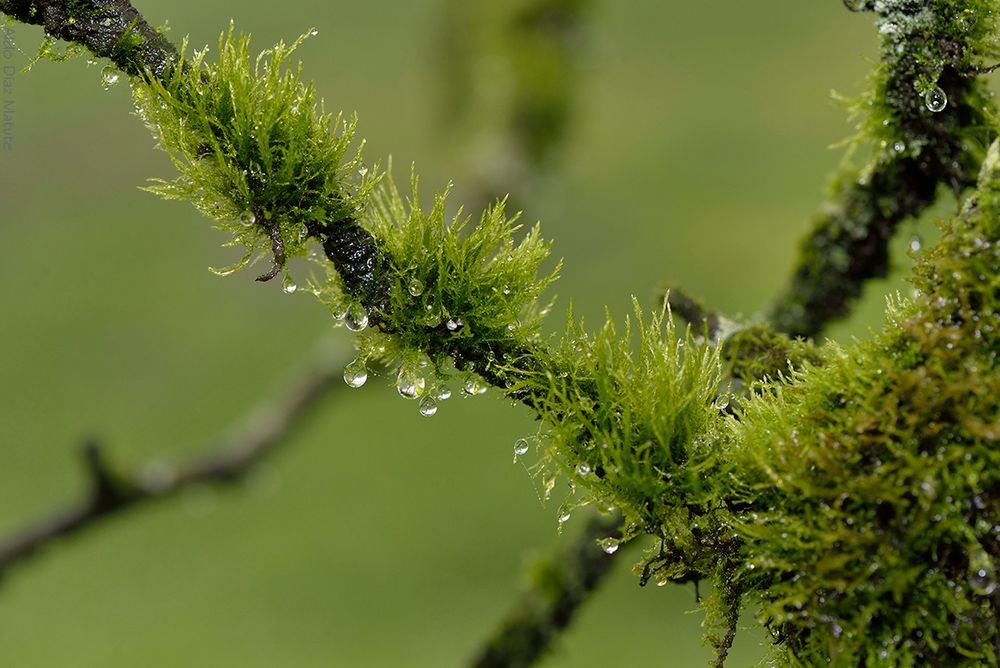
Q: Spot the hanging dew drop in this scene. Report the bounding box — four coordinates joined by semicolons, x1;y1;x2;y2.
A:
344;301;369;331
841;0;868;11
282;274;298;294
433;385;452;401
418;395;438;417
240;210;257;226
343;359;368;388
513;438;530;459
408;278;424;297
557;506;571;524
714;394;730;410
446;318;464;332
924;86;947;113
543;474;556;501
309;28;319;36
463;374;487;396
578;463;591;475
396;367;426;399
100;65;120;89
598;538;620;555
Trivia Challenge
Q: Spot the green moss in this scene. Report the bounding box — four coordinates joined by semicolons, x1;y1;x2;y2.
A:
721;324;824;386
133;24;373;279
529;302;724;547
729;139;1000;665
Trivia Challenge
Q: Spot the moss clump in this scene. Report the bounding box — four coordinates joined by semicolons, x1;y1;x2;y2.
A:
721;324;824;386
133;25;375;280
530;303;724;549
319;174;560;387
729;140;1000;666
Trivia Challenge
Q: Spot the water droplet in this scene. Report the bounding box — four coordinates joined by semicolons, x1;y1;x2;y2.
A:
418;395;438;417
396;366;426;399
344;301;369;331
969;549;997;595
924;86;947;113
434;386;452;401
462;374;487;396
714;394;730;410
282;274;298;294
240;210;256;226
502;285;511;295
331;305;346;327
543;474;556;501
343;359;368;388
909;236;922;252
557;505;571;524
298;225;309;239
101;65;120;89
513;438;530;458
842;0;869;10
446;318;464;332
598;538;620;555
358;166;368;177
578;463;591;475
408;278;424;297
892;141;906;153
309;28;319;36
423;304;441;327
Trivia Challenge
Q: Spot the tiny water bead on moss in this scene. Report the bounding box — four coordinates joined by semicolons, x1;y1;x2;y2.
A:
924;85;947;113
513;438;529;461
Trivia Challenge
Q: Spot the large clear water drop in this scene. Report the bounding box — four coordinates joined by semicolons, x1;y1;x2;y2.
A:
925;86;947;113
343;359;368;388
344;301;369;332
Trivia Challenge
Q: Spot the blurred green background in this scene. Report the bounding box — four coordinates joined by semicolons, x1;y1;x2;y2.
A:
0;1;939;665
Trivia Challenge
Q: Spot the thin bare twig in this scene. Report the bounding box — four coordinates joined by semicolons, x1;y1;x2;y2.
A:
0;345;349;580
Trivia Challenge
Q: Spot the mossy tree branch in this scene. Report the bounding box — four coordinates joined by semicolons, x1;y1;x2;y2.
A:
3;0;1000;665
467;510;621;668
769;0;999;338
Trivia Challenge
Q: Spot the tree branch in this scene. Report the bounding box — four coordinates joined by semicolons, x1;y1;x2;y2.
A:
0;346;348;579
0;0;176;77
767;2;998;337
466;510;622;668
